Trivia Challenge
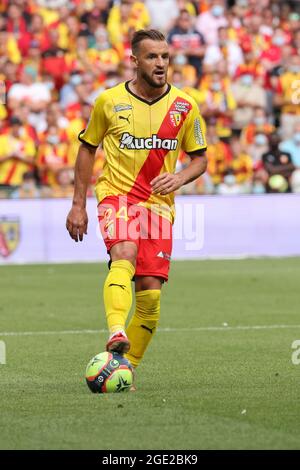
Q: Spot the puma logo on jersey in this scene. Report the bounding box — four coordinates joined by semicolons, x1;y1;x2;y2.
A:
119;132;178;150
119;114;131;124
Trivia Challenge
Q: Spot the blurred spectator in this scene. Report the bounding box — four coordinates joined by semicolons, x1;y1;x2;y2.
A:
262;133;295;193
168;9;205;77
246;130;270;165
60;70;82;109
66;101;92;166
10;171;40;198
229;134;253;191
294;28;300;54
0;116;36;187
8;65;51;112
86;25;120;76
28;14;51;53
279;122;300;168
287;11;300;35
291;169;300;193
0;29;21;65
198;71;236;138
80;1;111;27
196;0;228;46
260;7;276;38
11;104;38;143
203;26;244;77
205;120;232;190
231;72;267;131
107;0;150;50
51;167;74;198
75;71;100;104
234;50;264;81
36;124;71;187
6;3;31;56
46;102;69;131
217;171;242;195
41;29;69;88
260;28;287;70
1;0;300;197
217;133;253;195
2;60;18;91
241;107;275;146
240;14;269;58
146;0;179;33
24;40;43;77
275;54;300;138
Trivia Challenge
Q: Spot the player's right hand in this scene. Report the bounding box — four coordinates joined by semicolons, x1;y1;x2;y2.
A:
66;206;88;242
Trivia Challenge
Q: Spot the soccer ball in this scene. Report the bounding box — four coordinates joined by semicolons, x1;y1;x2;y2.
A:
85;351;133;393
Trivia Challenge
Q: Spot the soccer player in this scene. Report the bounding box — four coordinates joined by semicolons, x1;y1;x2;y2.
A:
66;29;207;380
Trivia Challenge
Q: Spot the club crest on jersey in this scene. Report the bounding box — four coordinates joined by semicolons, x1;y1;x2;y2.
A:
114;103;133;113
0;216;20;258
169;111;182;127
119;133;178;150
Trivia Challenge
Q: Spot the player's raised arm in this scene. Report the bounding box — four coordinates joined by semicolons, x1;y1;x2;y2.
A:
66;143;97;242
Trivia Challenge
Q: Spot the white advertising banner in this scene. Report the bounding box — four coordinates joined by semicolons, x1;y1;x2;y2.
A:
1;194;300;265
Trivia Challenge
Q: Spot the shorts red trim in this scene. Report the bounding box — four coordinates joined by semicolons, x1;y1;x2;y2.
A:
98;196;172;281
134;271;169;281
104;238;139;253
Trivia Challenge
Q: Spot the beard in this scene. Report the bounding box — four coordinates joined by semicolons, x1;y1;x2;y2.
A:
140;69;167;89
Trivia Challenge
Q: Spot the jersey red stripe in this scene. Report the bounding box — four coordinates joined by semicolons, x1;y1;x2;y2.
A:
126;97;192;203
4;162;18;185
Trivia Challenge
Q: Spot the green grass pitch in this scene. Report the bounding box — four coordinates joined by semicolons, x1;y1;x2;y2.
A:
0;258;300;450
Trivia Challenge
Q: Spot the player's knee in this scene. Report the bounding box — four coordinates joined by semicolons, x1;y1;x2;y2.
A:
135;276;163;291
111;242;137;266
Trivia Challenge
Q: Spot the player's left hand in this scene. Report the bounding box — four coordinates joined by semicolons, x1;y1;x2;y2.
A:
150;173;183;195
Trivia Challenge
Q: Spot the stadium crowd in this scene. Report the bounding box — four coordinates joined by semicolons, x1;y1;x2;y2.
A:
0;0;300;198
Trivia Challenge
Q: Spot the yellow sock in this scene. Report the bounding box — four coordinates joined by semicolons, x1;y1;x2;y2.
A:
125;289;161;368
103;260;135;334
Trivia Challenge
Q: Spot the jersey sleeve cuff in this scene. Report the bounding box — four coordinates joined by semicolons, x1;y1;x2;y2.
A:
186;148;207;156
78;130;99;148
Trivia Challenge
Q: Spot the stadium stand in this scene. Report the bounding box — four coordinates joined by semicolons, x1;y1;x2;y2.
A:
0;0;300;198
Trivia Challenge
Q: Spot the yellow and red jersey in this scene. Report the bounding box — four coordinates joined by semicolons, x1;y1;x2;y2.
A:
231;153;253;183
279;72;300;115
107;2;150;47
0;133;36;186
87;48;120;69
36;141;70;187
79;82;207;223
206;141;232;185
241;122;275;145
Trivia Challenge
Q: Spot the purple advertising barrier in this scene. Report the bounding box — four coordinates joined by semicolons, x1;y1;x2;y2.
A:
0;198;106;264
0;199;45;263
0;194;300;265
172;194;300;259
